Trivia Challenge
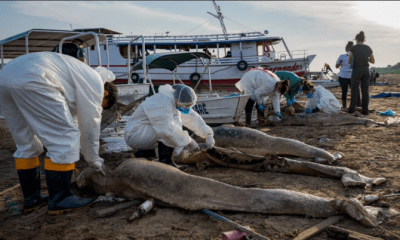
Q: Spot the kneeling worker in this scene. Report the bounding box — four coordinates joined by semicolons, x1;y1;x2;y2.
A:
124;84;215;172
302;82;341;114
235;68;290;126
0;52;117;215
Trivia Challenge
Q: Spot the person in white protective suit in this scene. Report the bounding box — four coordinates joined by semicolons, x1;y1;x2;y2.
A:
124;84;215;172
302;82;341;114
0;52;117;215
235;68;290;126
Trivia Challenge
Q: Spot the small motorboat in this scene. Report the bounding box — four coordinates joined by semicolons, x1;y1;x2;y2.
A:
303;71;340;88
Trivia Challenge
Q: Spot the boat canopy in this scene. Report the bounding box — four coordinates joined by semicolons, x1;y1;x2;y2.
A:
132;52;210;71
0;29;106;59
73;28;123;35
117;36;281;48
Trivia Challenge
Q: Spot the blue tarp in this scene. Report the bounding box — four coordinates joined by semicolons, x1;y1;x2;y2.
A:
371;92;400;98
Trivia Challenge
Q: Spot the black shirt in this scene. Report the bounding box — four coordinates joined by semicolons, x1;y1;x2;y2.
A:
350;44;373;68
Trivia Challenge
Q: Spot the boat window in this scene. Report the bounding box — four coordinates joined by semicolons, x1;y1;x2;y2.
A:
118;46;138;59
91;45;95;51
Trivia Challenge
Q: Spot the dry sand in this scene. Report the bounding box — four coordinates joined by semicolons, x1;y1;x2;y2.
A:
1;74;400;240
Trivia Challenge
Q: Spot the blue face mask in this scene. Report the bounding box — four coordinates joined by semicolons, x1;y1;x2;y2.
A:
306;92;313;99
176;106;190;114
298;87;303;93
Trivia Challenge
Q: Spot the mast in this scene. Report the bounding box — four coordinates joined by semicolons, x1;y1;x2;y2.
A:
207;0;228;36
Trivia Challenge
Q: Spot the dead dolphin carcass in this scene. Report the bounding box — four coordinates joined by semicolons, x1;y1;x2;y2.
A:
267;112;379;127
175;146;386;188
204;125;338;164
76;159;398;227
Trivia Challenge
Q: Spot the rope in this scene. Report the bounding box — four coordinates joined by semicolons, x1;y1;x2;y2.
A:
224;16;258;33
182;17;214;35
200;18;216;34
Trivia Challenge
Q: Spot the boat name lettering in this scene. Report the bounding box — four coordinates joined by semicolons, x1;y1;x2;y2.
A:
263;63;303;72
193;103;209;115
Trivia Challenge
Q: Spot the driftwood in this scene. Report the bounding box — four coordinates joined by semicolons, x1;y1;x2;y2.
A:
293;216;344;240
76;159;398;228
326;225;383;240
96;200;141;218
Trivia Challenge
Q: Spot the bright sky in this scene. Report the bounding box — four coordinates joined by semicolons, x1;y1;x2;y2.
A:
1;1;400;71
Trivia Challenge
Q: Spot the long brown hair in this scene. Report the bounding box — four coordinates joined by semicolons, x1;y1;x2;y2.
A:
278;79;290;95
103;82;118;110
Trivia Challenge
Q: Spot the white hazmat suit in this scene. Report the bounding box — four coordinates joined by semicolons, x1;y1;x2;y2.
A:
124;84;213;154
0;52;115;168
305;86;341;114
235;69;281;113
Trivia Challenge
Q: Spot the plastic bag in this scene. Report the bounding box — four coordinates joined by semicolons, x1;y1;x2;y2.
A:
379;110;396;116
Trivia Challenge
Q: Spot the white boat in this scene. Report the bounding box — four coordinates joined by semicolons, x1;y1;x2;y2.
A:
72;1;316;92
195;93;250;124
303;71;340;88
132;52;251;124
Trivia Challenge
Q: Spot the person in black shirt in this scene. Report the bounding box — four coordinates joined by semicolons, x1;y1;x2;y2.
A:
347;31;375;115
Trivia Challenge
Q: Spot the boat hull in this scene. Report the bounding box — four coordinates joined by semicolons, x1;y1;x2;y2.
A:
194;94;250;124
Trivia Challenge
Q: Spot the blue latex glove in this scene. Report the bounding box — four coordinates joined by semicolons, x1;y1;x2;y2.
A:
277;112;283;120
306;92;313;99
292;98;296;104
258;104;264;113
287;99;293;106
298;87;303;93
305;108;311;114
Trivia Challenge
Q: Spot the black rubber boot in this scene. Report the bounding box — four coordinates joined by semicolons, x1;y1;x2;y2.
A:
17;167;48;213
245;112;252;127
45;170;93;215
158;141;188;172
134;149;157;159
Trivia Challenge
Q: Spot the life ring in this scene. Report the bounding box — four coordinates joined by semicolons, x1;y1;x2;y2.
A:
131;73;140;83
237;60;248;71
190;72;201;84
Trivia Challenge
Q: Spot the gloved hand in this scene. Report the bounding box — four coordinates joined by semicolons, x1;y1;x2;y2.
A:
205;134;215;149
276;112;283;120
305;108;311;114
172;150;190;162
292;98;296;104
88;160;106;175
258;104;264;113
188;138;200;153
287;99;293;106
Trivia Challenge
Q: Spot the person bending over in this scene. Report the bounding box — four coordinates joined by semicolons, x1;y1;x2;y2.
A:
235;68;290;126
0;52;117;215
275;71;306;107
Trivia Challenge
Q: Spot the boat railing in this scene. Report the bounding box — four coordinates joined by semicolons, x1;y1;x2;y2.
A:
275;50;309;60
109;32;269;44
